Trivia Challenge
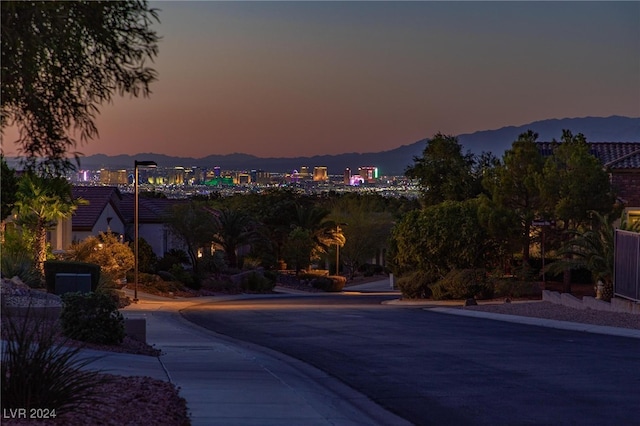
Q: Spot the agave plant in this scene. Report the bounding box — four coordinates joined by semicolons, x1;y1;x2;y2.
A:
1;304;108;415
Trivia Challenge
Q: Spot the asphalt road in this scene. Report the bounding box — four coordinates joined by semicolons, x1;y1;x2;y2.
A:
182;293;640;426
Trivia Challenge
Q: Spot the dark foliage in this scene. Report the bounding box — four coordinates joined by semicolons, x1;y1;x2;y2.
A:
60;292;125;345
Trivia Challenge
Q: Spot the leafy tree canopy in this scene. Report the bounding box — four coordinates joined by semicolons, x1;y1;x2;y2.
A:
390;199;496;278
405;133;479;206
538;130;614;230
1;1;160;174
1;156;18;221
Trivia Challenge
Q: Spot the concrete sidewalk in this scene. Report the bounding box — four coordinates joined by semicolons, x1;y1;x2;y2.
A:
110;294;410;426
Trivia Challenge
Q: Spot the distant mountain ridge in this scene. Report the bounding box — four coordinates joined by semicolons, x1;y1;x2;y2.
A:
16;116;640;176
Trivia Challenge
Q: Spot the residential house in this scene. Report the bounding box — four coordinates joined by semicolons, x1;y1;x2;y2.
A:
49;186;126;251
118;194;190;258
71;186;126;244
57;186;189;259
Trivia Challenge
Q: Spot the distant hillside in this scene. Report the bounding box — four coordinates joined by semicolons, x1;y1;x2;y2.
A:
9;116;640;176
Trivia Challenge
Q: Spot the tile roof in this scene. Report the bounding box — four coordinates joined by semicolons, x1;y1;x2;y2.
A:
537;142;640;170
72;186;124;231
119;194;190;224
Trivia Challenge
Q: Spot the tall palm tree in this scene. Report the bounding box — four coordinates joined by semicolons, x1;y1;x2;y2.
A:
211;208;260;269
14;173;82;275
292;204;345;265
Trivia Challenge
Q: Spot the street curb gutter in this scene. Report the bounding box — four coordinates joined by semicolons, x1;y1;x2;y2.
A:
428;307;640;339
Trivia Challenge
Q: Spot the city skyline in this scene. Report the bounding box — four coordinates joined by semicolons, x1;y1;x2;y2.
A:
3;1;639;159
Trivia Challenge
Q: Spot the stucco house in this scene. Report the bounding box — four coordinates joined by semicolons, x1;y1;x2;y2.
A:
49;186;125;252
118;194;189;257
52;186;190;259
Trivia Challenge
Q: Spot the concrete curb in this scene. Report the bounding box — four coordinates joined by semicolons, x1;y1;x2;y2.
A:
428;307;640;339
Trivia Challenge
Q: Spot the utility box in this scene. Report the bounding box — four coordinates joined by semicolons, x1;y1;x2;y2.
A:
55;273;92;295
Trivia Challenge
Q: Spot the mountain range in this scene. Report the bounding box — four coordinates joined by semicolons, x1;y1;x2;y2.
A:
20;115;640;176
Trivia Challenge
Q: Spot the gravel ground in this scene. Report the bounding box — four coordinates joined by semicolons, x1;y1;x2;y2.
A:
460;300;640;330
1;278;189;425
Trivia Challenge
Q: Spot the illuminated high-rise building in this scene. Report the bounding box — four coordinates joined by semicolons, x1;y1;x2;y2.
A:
344;168;351;185
168;167;185;185
358;166;379;183
100;169;128;185
252;170;271;185
299;166;310;178
313;166;328;182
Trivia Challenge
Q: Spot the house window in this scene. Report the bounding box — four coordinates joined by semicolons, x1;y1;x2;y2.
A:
627;210;640;226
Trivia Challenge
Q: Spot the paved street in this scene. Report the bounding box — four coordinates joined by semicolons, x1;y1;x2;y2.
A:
182;293;640;426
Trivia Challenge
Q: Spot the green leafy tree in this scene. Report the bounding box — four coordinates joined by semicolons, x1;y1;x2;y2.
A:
482;131;545;263
1;1;160;173
538;130;615;291
390;200;496;280
539;131;614;230
405;133;478;206
1;156;18;223
165;202;217;274
231;189;301;266
131;237;157;274
14;173;82;275
329;194;394;278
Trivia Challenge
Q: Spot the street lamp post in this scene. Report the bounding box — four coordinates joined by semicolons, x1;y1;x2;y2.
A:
134;160;157;303
336;232;340;275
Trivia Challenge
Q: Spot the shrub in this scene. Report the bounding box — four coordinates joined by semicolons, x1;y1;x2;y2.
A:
396;270;434;299
1;306;106;414
202;277;239;293
169;264;199;289
156;249;190;272
96;275;131;308
129;237;157;274
263;270;278;283
430;269;493;301
298;270;328;280
311;275;346;292
241;271;275;292
1;225;43;288
492;278;541;299
99;288;131;309
157;270;176;282
199;251;227;274
60;292;125;345
66;232;134;281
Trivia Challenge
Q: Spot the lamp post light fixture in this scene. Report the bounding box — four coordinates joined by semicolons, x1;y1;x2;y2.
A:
133;160;157;303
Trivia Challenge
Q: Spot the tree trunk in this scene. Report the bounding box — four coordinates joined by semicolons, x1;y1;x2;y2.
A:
35;222;48;277
522;222;531;263
562;268;572;293
227;247;237;269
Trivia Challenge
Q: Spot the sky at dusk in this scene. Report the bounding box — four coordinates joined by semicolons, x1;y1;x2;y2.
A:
3;1;639;159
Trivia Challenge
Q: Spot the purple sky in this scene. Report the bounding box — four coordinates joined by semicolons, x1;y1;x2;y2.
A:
4;1;639;158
